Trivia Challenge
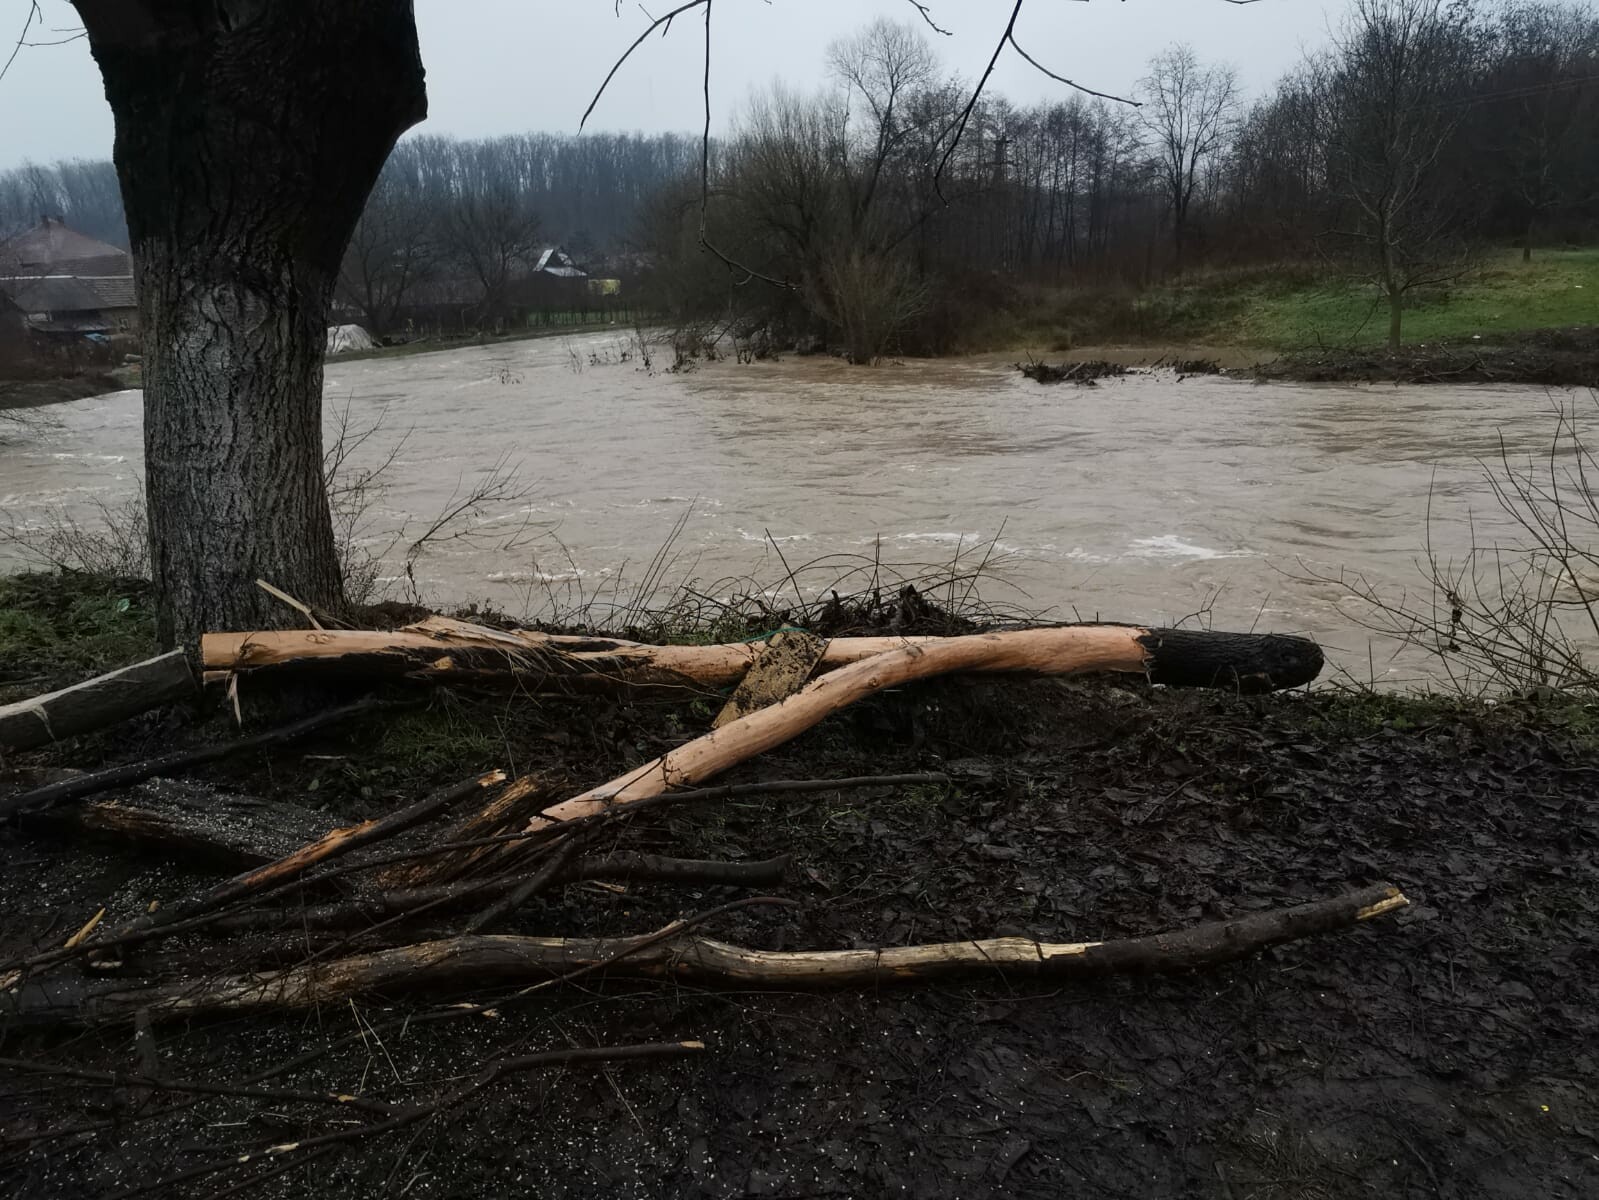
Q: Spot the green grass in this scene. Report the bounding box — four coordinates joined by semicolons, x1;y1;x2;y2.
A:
0;573;156;692
990;248;1599;355
1221;249;1599;349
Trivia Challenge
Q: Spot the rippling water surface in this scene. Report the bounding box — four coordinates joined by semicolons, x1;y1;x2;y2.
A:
1;330;1584;684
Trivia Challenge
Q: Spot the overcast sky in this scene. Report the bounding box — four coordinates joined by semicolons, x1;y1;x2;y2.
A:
1;0;1352;170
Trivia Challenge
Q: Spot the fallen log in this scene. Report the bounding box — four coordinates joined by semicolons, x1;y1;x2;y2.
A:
521;626;1319;834
0;650;195;755
201;616;1323;695
6;771;507;980
28;778;335;866
0;884;1406;1027
0;697;397;820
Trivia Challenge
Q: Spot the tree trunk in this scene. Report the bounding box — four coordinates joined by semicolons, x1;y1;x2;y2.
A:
1388;288;1404;352
71;1;428;647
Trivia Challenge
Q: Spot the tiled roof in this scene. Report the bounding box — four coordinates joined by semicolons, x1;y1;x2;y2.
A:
1;217;130;275
0;274;107;312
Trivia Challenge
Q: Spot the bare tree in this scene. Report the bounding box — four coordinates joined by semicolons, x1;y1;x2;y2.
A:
338;146;439;337
437;165;543;329
1489;1;1599;261
1326;0;1479;350
1137;44;1241;272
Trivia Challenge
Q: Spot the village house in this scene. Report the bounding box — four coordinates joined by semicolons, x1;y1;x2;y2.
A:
0;216;138;340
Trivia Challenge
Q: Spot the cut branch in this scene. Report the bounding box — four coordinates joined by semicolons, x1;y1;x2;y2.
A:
0;651;195;756
2;884;1406;1027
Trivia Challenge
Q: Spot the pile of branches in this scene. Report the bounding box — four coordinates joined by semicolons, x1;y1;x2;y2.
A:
0;596;1408;1192
1015;358;1134;385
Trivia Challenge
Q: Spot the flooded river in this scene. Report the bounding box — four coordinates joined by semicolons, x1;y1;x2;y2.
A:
1;330;1586;684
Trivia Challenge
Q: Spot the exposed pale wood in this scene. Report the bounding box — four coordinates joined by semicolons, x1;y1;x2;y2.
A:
3;885;1406;1026
201;617;1323;696
0;651;195;755
713;629;827;728
201;620;942;691
526;627;1155;832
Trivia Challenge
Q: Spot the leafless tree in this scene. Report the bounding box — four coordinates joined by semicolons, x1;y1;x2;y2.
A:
1489;1;1599;261
437;176;543;329
1137;44;1241;272
1326;0;1479;350
338;147;440;336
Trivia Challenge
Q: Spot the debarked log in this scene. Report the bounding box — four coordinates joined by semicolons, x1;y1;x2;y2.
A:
0;884;1406;1027
519;625;1320;835
0;650;196;755
201;615;1324;695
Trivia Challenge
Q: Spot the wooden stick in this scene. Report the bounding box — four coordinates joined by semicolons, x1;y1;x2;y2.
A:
2;885;1406;1026
0;651;195;755
0;698;398;820
5;771;506;979
209;854;793;933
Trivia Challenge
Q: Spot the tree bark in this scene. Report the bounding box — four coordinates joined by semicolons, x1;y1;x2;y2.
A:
0;651;194;755
71;1;428;647
2;884;1407;1027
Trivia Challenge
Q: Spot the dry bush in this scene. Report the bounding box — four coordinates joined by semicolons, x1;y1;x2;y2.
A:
1303;394;1599;696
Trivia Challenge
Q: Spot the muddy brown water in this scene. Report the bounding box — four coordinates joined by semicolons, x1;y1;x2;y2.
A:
0;330;1585;684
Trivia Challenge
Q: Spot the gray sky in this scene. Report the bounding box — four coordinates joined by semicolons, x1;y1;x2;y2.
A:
1;0;1350;169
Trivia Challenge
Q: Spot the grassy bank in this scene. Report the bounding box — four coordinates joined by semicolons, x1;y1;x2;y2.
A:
990;248;1599;357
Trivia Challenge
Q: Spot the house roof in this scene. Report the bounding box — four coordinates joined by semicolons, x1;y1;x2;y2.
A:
79;275;137;309
533;246;587;278
1;217;130;276
0;275;110;313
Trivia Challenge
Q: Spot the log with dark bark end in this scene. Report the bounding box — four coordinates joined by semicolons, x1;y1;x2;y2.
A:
26;779;335;866
0;651;195;755
1139;628;1324;693
2;884;1405;1027
202;617;1325;696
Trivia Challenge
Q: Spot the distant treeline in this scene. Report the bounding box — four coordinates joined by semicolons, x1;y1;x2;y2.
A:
4;1;1595;354
644;0;1599;359
0;132;700;333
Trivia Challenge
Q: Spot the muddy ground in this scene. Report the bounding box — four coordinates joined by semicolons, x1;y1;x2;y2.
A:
1;656;1597;1199
1254;325;1599;387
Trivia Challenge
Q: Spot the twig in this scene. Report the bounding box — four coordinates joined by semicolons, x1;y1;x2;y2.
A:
102;1042;707;1199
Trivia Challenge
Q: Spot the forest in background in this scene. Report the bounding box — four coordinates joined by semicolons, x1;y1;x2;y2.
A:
3;0;1596;356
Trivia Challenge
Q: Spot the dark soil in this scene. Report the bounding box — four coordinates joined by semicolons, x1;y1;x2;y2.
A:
2;670;1597;1199
1256;326;1599;387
